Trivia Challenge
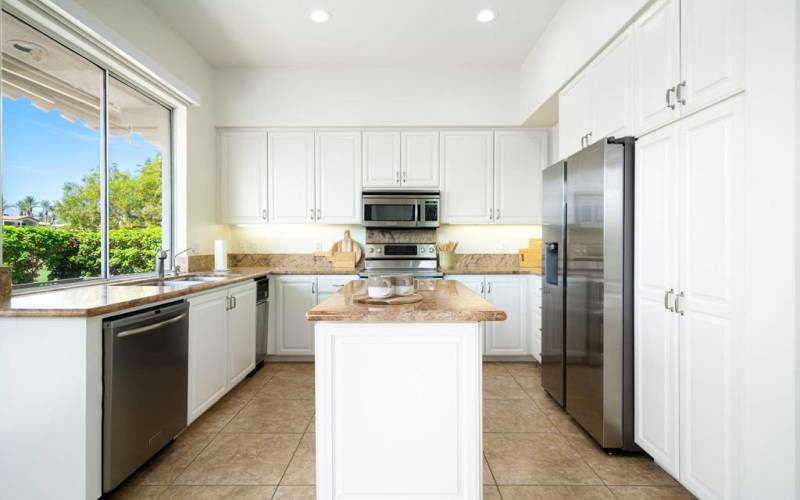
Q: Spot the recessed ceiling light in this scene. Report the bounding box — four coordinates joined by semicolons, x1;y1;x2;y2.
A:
476;9;496;23
310;9;331;23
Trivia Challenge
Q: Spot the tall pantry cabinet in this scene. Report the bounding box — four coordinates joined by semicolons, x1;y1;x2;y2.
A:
635;95;744;500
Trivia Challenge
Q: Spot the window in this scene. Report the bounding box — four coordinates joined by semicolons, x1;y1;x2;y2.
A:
1;12;172;288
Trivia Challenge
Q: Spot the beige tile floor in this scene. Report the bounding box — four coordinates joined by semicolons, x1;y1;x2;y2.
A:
110;362;694;500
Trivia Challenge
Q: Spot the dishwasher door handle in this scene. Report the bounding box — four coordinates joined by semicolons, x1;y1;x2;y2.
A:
116;313;187;338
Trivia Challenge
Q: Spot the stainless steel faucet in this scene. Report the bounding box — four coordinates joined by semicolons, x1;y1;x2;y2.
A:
171;248;194;275
155;248;169;278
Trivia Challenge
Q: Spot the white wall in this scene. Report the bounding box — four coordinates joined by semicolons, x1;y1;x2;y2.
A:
741;0;798;497
518;0;647;124
56;0;227;255
230;224;540;255
214;65;520;127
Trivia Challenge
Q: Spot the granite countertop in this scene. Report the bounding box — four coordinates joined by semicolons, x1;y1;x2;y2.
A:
0;265;363;318
306;279;507;322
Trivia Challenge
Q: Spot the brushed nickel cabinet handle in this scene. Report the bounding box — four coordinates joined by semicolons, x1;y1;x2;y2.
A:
396;171;401;184
664;288;674;312
674;291;685;315
496;209;500;220
309;208;314;220
666;87;676;110
489;208;494;220
402;171;407;182
262;209;267;220
317;209;321;220
676;81;687;105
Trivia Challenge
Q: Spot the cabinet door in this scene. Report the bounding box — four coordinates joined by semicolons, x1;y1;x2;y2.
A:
441;131;494;224
227;282;257;388
187;289;229;422
219;130;268;223
679;0;745;116
634;124;680;477
677;96;743;500
494;130;547;224
484;276;528;356
274;276;317;355
316;132;362;224
363;131;401;188
558;70;593;159
401;131;440;188
269;132;316;223
316;275;359;304
592;26;634;140
633;0;681;135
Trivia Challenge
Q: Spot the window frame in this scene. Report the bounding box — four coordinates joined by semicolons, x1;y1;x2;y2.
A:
1;9;177;293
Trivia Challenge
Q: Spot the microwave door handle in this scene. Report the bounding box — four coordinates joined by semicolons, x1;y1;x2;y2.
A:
414;201;420;226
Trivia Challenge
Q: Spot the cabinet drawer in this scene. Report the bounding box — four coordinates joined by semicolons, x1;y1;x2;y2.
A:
317;275;360;294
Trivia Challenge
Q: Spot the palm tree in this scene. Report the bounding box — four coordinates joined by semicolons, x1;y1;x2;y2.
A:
39;200;53;224
16;195;38;217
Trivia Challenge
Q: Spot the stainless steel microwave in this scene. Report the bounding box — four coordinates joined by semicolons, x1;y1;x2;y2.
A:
362;192;440;228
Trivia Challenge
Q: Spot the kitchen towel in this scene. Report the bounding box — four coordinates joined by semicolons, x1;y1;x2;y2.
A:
214;240;228;271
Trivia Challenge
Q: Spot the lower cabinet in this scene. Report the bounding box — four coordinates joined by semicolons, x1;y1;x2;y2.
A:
187;281;257;423
447;274;537;357
272;275;359;356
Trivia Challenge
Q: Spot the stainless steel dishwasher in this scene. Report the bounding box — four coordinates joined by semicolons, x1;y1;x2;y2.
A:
102;301;189;492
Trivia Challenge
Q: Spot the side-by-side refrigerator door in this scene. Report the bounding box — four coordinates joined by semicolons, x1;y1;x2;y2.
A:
541;161;566;406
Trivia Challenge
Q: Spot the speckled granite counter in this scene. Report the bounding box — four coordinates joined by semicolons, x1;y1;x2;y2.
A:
306;279;506;322
0;266;363;318
442;267;541;275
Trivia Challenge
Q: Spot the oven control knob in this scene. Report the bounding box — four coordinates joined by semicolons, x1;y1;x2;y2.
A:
428;246;435;253
376;248;382;253
368;247;374;254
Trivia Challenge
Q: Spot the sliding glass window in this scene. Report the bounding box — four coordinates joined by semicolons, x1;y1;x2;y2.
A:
1;12;173;288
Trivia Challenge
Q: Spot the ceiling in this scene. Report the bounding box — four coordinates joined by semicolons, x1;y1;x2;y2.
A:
144;0;565;67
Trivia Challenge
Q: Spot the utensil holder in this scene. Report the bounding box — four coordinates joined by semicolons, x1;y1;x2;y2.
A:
438;250;456;271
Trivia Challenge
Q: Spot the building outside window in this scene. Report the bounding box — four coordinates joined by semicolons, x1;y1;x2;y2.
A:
0;11;173;289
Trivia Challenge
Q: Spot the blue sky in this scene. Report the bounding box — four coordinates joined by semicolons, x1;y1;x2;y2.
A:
2;96;159;213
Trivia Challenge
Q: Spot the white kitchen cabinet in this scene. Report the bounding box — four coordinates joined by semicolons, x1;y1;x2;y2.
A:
447;274;534;357
558;70;593;159
316;275;359;304
633;0;744;135
485;276;529;356
363;131;401;188
269;131;316;223
679;0;744;116
219;130;268;223
633;0;681;135
226;282;257;388
274;275;318;355
401;130;440;188
188;289;229;422
494;130;547;224
558;27;634;159
188;281;257;423
634;96;743;499
440;131;494;224
634;123;681;477
315;132;362;224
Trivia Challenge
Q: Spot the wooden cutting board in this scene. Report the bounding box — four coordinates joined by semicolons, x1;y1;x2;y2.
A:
330;230;363;264
353;293;423;305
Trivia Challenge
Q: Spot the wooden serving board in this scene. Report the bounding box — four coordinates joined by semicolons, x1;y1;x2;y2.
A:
352;293;423;305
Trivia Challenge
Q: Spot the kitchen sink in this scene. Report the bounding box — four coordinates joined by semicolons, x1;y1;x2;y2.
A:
173;275;227;283
112;274;228;287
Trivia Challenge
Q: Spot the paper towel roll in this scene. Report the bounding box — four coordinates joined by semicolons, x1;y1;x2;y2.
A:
214;240;228;271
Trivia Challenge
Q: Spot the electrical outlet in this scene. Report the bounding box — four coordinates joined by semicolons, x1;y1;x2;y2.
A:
316;240;323;251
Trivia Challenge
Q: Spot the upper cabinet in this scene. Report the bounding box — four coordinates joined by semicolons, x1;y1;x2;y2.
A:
494;130;548;224
401;131;440;188
315;131;362;224
442;130;546;225
441;130;494;224
362;130;439;189
559;26;634;159
633;0;744;135
269;131;316;223
362;131;401;188
219;130;268;224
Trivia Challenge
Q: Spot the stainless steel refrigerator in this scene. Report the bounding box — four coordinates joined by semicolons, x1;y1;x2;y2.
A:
541;137;637;450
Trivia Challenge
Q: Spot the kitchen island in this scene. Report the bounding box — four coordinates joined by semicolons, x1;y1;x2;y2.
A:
307;279;506;499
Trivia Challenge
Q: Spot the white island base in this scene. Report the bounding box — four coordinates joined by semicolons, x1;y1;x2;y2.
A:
314;321;483;499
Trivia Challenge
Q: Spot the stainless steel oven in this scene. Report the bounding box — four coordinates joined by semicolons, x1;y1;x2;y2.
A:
362;192;440;228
